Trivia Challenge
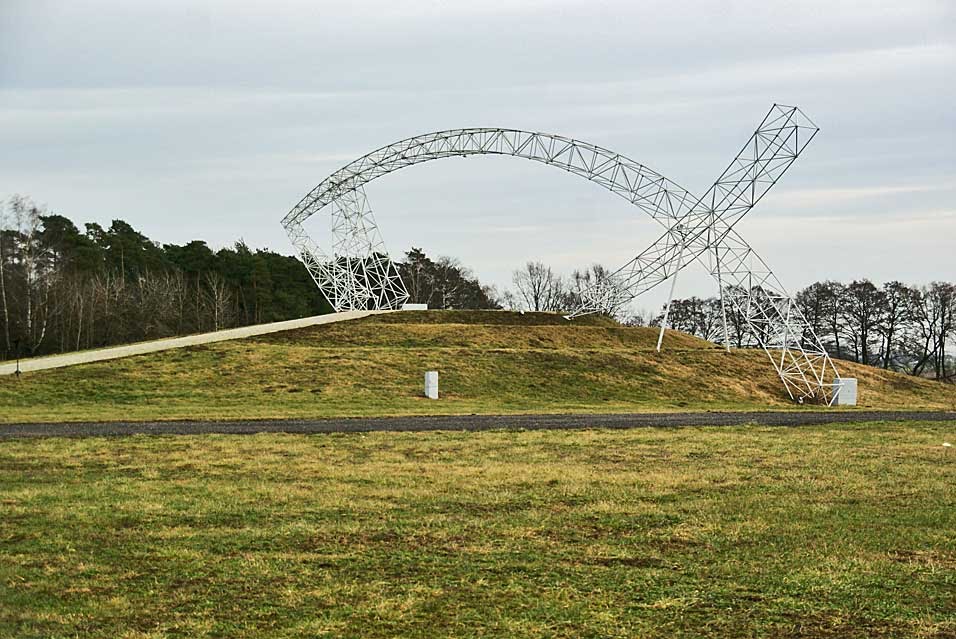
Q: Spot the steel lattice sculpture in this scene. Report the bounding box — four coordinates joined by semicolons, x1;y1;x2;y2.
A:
282;104;842;404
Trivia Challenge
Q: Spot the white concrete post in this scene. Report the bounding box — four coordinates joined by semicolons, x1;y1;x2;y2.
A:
424;371;439;399
834;378;858;406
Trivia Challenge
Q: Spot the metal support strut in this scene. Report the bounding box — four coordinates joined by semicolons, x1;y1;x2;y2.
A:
656;230;686;353
281;104;842;404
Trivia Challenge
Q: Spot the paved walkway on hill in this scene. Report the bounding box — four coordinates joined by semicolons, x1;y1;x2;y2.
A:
0;310;390;376
1;410;953;439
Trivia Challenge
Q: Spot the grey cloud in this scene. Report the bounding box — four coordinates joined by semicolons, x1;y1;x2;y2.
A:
0;0;953;312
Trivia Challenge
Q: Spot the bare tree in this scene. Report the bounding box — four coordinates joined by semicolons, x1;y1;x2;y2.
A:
563;264;615;311
840;280;885;365
135;271;182;339
68;273;86;351
513;261;564;312
620;308;652;327
432;256;465;310
498;289;520;311
204;271;233;331
0;200;10;355
652;296;724;342
796;281;844;358
878;281;918;370
8;196;59;354
168;270;188;334
924;282;956;380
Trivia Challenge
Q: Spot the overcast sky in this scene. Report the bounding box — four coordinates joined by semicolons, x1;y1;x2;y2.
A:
1;0;953;310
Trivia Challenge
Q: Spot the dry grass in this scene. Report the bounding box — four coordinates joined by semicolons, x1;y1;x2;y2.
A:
1;311;953;424
1;421;954;637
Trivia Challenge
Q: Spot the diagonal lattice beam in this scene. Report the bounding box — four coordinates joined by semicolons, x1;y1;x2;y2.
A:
282;104;842;404
572;105;818;311
569;105;840;403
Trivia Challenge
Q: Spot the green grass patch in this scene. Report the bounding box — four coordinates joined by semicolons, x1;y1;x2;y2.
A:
1;421;955;637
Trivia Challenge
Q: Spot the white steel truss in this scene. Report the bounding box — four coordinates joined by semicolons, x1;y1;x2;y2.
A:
282;104;842;404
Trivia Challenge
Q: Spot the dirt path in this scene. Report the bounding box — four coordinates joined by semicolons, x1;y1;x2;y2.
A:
1;410;953;439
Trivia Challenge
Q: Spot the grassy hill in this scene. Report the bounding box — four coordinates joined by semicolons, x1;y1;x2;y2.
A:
1;310;954;423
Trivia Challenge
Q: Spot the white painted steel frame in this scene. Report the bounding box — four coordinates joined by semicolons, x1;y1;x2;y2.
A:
282;104;842;404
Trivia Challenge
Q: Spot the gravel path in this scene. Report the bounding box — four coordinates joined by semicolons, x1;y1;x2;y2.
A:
1;410;953;439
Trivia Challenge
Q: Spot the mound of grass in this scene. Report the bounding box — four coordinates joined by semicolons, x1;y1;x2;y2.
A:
1;311;953;423
1;422;954;637
370;309;620;326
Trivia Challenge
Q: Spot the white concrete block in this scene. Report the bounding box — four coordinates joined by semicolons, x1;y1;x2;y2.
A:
403;303;428;311
425;371;439;399
835;378;858;406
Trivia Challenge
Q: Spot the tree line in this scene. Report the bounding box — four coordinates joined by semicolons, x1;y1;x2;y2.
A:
4;195;952;382
501;261;651;324
0;195;332;359
0;197;504;361
649;281;955;382
796;280;954;380
397;248;499;310
497;261;954;382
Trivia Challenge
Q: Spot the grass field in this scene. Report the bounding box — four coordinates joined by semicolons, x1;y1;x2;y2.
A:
1;421;954;637
2;311;954;423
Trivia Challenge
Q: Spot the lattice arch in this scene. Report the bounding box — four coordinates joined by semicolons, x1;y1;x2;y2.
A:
282;105;843;404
